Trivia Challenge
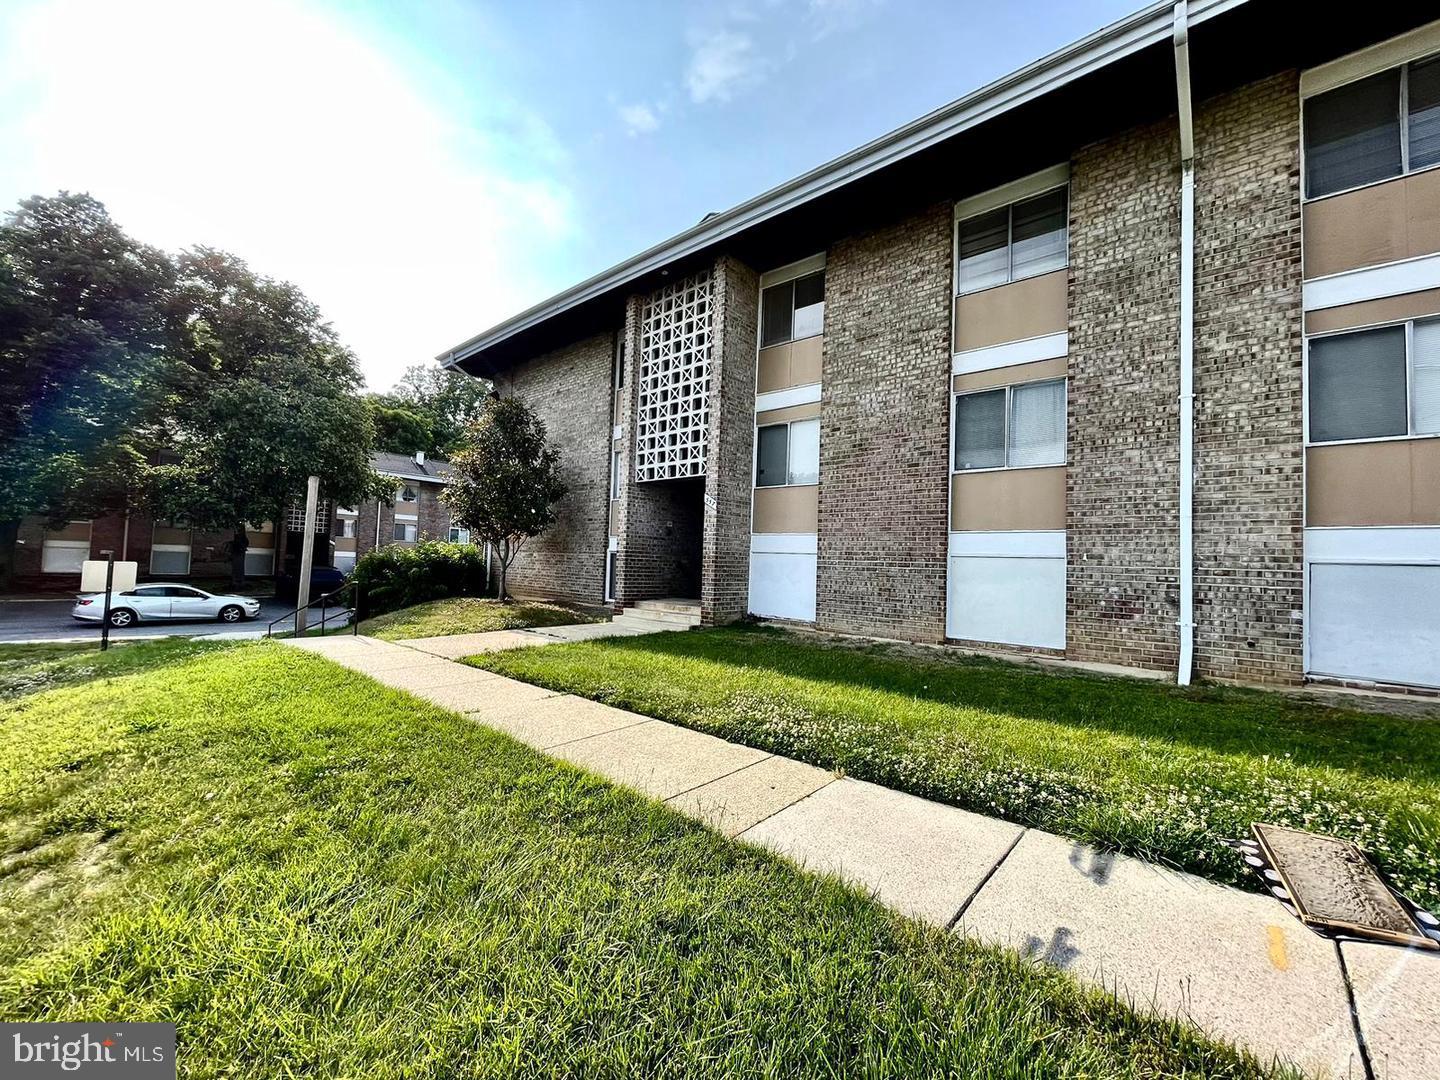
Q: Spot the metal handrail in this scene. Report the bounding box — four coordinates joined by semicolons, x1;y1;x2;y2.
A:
265;584;361;639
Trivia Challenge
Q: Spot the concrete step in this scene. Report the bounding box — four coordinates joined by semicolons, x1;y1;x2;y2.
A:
611;612;697;632
630;598;702;616
617;607;700;627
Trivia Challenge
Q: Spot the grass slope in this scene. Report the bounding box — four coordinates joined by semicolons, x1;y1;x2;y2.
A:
0;642;1279;1077
359;597;596;640
470;626;1440;907
0;639;230;701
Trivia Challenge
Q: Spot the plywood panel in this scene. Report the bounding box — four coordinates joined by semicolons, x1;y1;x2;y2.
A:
953;356;1067;393
951;466;1066;531
1306;440;1440;526
752;485;819;533
1304;170;1440;279
789;335;823;385
757;343;792;392
954;269;1067;352
45;520;91;542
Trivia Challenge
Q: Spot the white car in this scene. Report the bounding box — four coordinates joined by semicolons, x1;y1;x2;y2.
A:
72;584;262;628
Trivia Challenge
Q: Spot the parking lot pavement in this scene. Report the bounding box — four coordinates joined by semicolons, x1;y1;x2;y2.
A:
0;596;310;644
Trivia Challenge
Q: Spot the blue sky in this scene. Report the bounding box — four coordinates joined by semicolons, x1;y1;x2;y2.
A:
0;0;1138;389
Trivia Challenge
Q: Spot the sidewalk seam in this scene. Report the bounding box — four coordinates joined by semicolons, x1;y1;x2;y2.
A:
1334;942;1376;1080
734;774;842;841
946;827;1027;932
664;752;776;802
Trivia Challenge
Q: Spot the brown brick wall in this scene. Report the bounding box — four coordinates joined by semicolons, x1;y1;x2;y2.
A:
498;332;612;605
1067;116;1183;672
702;255;760;624
1191;72;1305;684
816;203;953;642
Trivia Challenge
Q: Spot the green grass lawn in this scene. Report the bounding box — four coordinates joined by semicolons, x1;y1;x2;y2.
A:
358;596;598;640
0;639;230;700
469;626;1440;908
0;641;1282;1077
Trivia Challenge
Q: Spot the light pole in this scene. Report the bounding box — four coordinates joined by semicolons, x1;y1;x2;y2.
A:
294;475;320;636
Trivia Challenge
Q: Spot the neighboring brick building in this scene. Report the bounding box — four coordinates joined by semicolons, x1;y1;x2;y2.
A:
438;4;1440;693
12;451;464;591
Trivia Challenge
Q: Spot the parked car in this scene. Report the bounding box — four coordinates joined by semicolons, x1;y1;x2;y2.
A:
72;584;262;628
274;563;350;604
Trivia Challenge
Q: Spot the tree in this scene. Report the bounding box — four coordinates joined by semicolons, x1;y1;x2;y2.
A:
443;396;566;601
0;193;176;586
367;397;434;455
388;362;491;455
142;249;390;585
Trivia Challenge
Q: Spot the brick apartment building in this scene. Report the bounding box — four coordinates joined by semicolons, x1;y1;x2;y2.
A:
439;2;1440;692
14;451;464;589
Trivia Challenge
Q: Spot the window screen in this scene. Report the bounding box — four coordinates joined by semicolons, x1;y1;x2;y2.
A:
791;271;825;340
1008;379;1066;467
150;548;190;575
956;207;1009;293
1409;55;1440;172
392;522;417;542
787;419;820;485
954;389;1007;470
1308;326;1408;442
1009;189;1067;280
761;281;793;348
1304;69;1403;198
1413;319;1440;435
756;424;789;486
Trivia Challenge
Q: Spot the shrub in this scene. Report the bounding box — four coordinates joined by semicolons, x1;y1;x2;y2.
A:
349;541;488;618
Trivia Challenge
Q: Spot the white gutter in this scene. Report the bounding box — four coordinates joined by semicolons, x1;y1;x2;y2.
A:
1174;0;1196;686
440;0;1249;369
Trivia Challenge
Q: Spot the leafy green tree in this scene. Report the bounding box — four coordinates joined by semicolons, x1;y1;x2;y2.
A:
0;193;176;586
142;250;389;585
442;396;566;601
389;363;491;455
367;397;435;455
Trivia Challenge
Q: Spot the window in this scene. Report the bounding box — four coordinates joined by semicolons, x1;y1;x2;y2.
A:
399;485;417;503
755;419;820;487
447;526;471;544
610;450;622;500
613;331;625;389
336;518;356;539
41;520;91;574
760;270;825;348
149;547;191;576
392;522;417;543
1308;319;1440;443
953;379;1066;471
956;187;1067;295
1304;54;1440;198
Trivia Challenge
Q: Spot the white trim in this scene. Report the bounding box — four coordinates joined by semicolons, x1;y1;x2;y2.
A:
760;253;826;289
393;512;418;522
376;471;449;485
608;535;619;552
948;530;1065;558
750;533;818;555
612;424;622;441
952;332;1068;375
755;383;822;412
1303;252;1440;311
149;543;192;554
955;163;1070;221
441;0;1246;368
1304;525;1440;563
1301;19;1440;98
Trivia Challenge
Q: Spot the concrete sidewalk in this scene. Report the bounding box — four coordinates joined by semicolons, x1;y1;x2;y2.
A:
283;632;1438;1080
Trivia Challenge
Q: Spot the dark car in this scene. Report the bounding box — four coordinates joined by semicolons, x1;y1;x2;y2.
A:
274;564;350;605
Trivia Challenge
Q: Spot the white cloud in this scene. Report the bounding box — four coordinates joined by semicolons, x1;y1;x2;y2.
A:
618;102;661;136
685;29;757;104
0;0;573;390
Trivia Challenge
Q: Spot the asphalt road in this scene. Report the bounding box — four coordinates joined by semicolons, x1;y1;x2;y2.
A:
0;596;338;643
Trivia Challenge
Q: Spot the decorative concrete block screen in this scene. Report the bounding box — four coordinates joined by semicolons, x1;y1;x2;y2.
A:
636;270;713;481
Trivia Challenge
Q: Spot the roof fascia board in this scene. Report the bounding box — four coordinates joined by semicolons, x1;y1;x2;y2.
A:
440;0;1247;368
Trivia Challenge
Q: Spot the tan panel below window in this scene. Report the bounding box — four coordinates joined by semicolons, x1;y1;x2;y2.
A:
152;526;192;546
953;269;1067;353
1303;169;1440;279
1306;440;1440;526
245;531;274;549
757;336;823;393
1304;288;1440;334
950;466;1066;532
609;500;619;537
952;356;1068;394
752;485;819;534
333;537;357;553
756;401;821;426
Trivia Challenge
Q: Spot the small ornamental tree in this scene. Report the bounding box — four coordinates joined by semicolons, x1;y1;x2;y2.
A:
443;396;566;601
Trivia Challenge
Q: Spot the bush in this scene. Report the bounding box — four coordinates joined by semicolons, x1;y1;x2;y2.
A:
349;541;489;619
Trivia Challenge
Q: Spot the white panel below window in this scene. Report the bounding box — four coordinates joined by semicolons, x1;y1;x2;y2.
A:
41;540;89;574
1309;563;1440;687
333;552;357;572
946;533;1065;649
748;535;817;622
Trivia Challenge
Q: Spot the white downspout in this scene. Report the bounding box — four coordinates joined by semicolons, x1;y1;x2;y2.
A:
1174;1;1196;686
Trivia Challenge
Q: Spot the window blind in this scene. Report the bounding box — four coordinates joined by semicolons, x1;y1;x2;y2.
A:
1412;319;1440;435
956;208;1009;293
1008;379;1066;467
787;419;820;485
1304;68;1403;198
1409;56;1440;171
954;389;1006;469
1010;189;1067;281
756;425;788;486
1308;325;1408;442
